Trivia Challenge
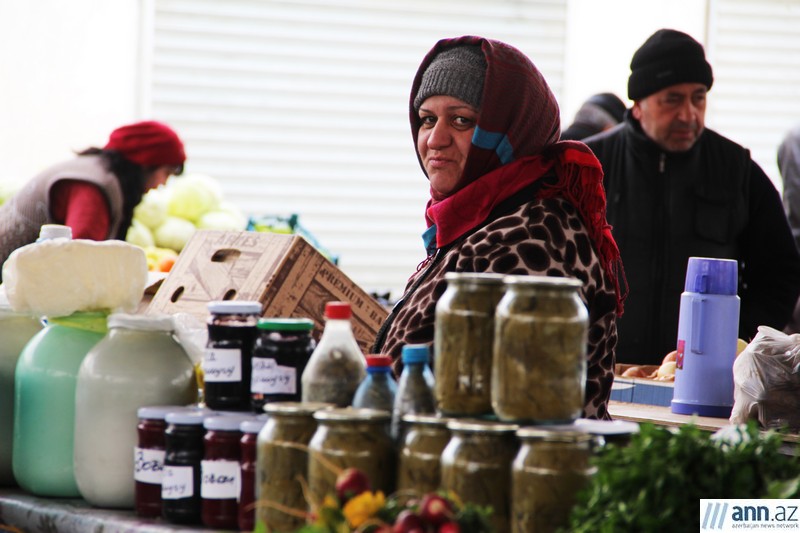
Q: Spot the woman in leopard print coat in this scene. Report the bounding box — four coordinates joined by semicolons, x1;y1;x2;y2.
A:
372;36;626;420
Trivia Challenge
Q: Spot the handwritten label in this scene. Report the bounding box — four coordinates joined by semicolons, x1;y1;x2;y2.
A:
203;348;242;382
134;447;165;484
201;460;241;499
251;358;296;394
161;465;194;499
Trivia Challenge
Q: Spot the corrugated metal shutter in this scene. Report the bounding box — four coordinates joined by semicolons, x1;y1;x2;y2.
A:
145;0;568;297
707;0;800;190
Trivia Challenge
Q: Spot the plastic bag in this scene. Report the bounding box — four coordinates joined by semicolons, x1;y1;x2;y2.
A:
730;325;800;429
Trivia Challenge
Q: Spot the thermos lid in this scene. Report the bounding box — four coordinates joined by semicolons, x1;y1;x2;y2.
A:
684;257;738;295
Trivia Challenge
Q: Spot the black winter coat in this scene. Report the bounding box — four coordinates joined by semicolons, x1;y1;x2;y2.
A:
586;116;800;365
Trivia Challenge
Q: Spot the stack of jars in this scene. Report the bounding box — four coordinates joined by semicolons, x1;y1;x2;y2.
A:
431;272;636;533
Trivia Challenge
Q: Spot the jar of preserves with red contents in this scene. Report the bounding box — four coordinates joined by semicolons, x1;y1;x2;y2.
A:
201;414;250;529
204;301;262;411
251;318;316;410
135;405;189;518
162;410;209;525
238;416;267;532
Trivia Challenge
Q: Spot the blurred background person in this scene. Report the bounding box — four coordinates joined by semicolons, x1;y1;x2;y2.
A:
0;121;185;276
586;29;800;365
372;36;626;420
561;92;627;141
779;123;800;252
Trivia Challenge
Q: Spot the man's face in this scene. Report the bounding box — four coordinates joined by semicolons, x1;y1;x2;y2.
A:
632;83;708;152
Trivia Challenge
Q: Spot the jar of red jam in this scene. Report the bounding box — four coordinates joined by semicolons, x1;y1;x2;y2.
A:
162;410;209;525
135;405;188;518
204;301;262;411
238;416;267;532
201;414;249;529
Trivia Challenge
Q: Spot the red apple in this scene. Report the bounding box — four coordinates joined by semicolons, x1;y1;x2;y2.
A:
419;493;454;526
438;522;461;533
334;467;371;502
393;509;425;533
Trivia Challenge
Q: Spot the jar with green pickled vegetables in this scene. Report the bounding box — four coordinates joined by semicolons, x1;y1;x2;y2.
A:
396;414;451;496
440;419;518;533
256;401;332;533
511;426;598;533
434;272;505;416
492;275;588;423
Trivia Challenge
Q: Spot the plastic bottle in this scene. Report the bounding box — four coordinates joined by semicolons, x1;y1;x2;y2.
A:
73;314;198;508
352;354;397;411
391;344;436;441
301;301;366;406
12;311;106;497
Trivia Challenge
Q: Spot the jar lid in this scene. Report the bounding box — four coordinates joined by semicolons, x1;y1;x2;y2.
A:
401;344;429;365
444;272;506;284
504;274;582;289
138;405;192;421
204;414;252;431
240;417;268;434
402;414;451;427
166;409;212;425
257;318;314;331
314;407;391;423
108;313;176;332
366;355;393;368
263;401;335;416
574;418;640;437
516;425;596;443
324;301;351;320
37;224;72;241
207;300;263;315
446;419;519;434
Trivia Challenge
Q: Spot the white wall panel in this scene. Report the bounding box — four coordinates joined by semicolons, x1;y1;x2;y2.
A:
147;0;569;297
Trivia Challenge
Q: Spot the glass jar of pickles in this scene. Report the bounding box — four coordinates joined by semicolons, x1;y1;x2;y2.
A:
396;414;451;496
256;402;332;533
434;272;505;416
440;419;518;533
511;426;598;533
492;275;588;423
307;408;395;504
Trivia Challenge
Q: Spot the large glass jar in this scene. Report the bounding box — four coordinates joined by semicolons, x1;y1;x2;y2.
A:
256;402;332;533
440;419;518;533
492;275;588;423
396;414;450;496
512;426;598;533
307;408;395;504
74;314;198;509
434;272;505;416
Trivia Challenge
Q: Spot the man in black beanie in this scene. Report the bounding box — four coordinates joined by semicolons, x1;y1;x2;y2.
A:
585;28;800;366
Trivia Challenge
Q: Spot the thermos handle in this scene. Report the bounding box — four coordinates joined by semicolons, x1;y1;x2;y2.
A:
691;297;704;354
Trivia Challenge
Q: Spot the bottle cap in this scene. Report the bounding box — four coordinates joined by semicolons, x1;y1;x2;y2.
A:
207;300;263;315
684;257;738;295
366;354;393;368
324;301;352;320
401;344;430;365
257;317;314;331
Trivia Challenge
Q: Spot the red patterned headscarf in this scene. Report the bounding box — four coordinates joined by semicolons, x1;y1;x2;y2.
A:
410;36;626;314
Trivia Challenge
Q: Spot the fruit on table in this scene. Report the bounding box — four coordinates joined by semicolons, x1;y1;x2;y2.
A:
335;467;371;503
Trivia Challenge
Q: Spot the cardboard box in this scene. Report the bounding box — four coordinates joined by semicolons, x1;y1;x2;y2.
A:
146;230;389;352
611;364;675;407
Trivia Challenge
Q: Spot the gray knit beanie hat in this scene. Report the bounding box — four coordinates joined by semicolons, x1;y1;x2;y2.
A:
413;45;487;111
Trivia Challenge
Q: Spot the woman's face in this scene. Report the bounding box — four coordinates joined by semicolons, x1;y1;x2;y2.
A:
144;165;179;190
417;95;478;198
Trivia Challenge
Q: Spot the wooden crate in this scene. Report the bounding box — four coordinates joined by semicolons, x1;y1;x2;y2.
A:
146;230;388;352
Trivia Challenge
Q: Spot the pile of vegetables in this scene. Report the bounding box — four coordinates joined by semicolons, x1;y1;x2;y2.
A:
565;422;800;532
125;173;248;271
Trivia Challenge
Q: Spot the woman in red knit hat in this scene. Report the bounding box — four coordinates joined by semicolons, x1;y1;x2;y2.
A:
0;120;186;275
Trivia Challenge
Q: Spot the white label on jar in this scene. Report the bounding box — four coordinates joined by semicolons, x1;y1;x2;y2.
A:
203;348;242;382
161;465;194;499
134;447;165;484
201;460;241;499
251;358;297;394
